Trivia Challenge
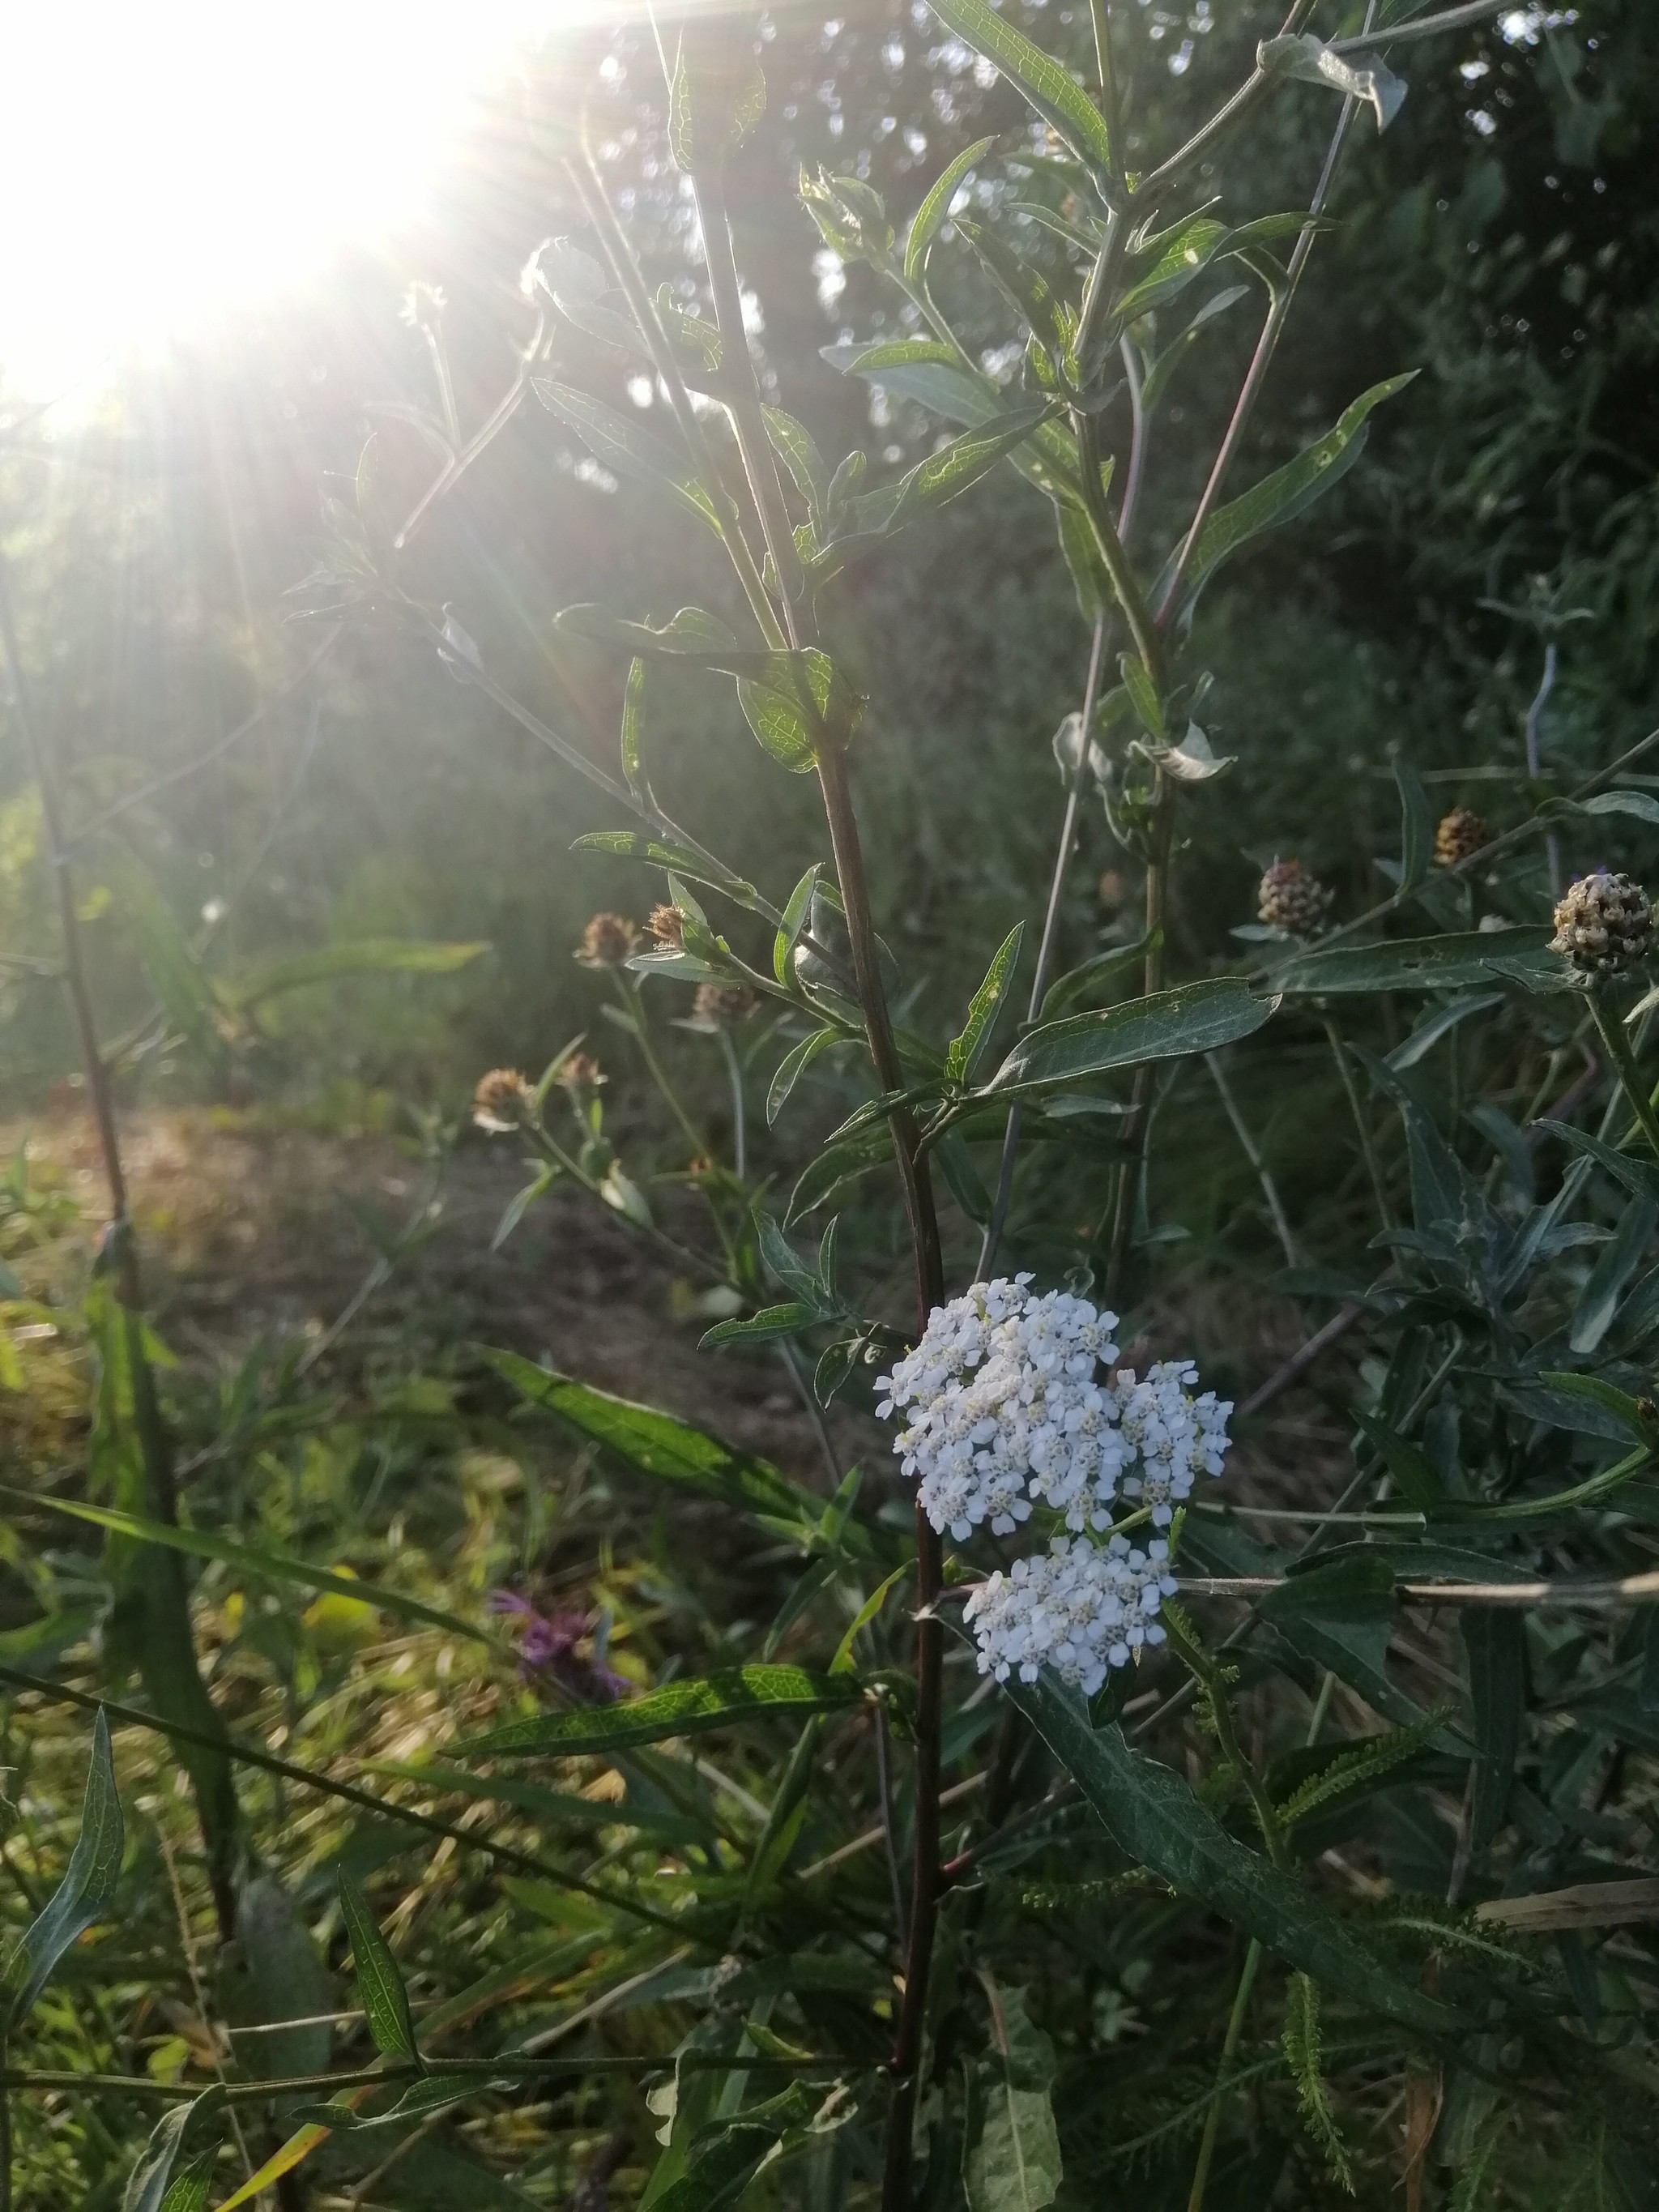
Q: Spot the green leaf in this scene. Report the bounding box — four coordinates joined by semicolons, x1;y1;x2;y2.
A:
1119;651;1165;741
5;1706;123;2026
1572;1194;1657;1355
1535;1121;1659;1207
650;2082;834;2212
304;2072;501;2134
1463;1612;1525;1853
338;1868;422;2067
963;1975;1063;2212
1039;933;1156;1019
1574;787;1659;828
742;1717;824;1908
930;0;1111;182
1113;216;1229;329
670;20;766;172
571;833;757;910
814;408;1054;574
985;977;1276;1095
830;1563;911;1675
698;1301;817;1351
1259;31;1408;133
1352;1413;1444;1510
620;655;650;799
762;407;830;522
767;1028;838;1127
1139;284;1250;415
1170;374;1416;611
1281;1973;1354;2190
1000;1674;1462;2035
1273;927;1558;996
226;937;489;1011
218;1874;335;2086
948;924;1023;1086
123;870;225;1065
906;135;997;282
483;1349;834;1539
122;2095;226;2212
735;650;863;772
1395;753;1435;894
0;1483;492;1647
454;1665;862;1757
1387;991;1506;1071
535;382;723;534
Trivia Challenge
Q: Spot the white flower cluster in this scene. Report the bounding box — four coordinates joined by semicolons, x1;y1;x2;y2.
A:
876;1278;1230;1539
963;1535;1179;1694
876;1278;1232;1693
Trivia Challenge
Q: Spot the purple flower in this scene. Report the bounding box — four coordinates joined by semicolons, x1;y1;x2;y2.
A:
490;1592;627;1703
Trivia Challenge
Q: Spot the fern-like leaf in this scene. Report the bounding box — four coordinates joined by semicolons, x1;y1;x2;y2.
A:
1276;1706;1449;1830
1449;2108;1507;2212
1282;1973;1354;2194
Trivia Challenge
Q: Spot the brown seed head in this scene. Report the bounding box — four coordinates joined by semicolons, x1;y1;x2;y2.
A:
1551;870;1653;983
648;903;686;949
473;1068;533;1133
577;912;640;967
1256;858;1333;937
692;983;759;1027
1435;807;1492;869
557;1052;607;1095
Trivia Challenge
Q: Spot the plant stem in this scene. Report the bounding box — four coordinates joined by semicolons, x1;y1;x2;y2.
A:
616;973;710;1160
676;165;946;2203
1205;1051;1300;1267
1159;16;1372;621
1588;993;1659;1163
979;618;1108;1277
1105;776;1175;1300
718;1024;748;1182
1324;1016;1395;1232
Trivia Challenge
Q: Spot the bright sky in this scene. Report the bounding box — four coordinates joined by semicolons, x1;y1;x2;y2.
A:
0;2;571;396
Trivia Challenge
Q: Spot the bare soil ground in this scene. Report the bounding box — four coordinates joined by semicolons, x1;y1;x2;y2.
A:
9;1105;1356;1501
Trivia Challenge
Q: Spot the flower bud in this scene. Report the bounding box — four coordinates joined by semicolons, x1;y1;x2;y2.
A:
1256;858;1333;937
473;1068;533;1134
577;913;640;967
648;903;686;949
1551;870;1653;982
1435;807;1491;869
557;1052;607;1096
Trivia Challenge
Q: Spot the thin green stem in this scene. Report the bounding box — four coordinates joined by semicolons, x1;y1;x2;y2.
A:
1324;1017;1395;1231
1205;1051;1300;1268
1077;412;1162;680
1105;777;1175;1300
1088;0;1126;196
718;1024;748;1183
616;973;710;1160
1588;994;1659;1163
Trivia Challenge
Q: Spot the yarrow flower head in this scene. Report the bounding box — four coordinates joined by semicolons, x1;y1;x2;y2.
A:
962;1535;1179;1695
876;1279;1231;1690
875;1278;1231;1541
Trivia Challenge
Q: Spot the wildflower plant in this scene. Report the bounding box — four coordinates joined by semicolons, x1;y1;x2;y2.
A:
12;5;1659;2212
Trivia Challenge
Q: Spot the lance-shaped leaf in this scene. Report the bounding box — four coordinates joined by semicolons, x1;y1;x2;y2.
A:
338;1869;422;2068
557;603;737;655
731;650;863;772
1272;926;1558;996
1394;752;1435;894
6;1706;123;2026
571;832;757;910
535;382;724;535
948;924;1023;1086
1001;1675;1462;2035
906;135;997;282
963;1975;1063;2212
931;0;1112;183
1167;374;1416;611
453;1664;862;1757
121;2089;226;2212
815;408;1054;574
1113;216;1229;328
484;1351;837;1539
984;976;1274;1095
1260;32;1408;134
224;937;489;1012
762;407;831;523
768;1027;839;1126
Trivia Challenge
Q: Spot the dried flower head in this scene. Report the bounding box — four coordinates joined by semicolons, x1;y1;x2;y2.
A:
1551;870;1653;982
577;913;640;967
691;983;758;1027
1257;858;1333;937
557;1052;606;1095
648;903;686;949
1435;807;1491;869
473;1068;533;1134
